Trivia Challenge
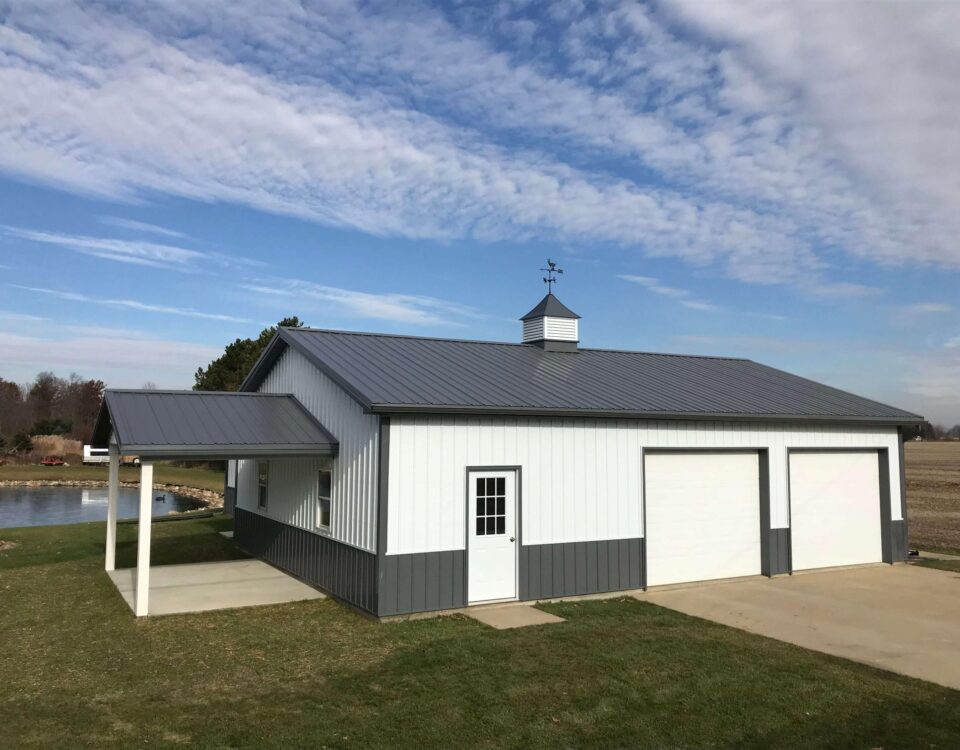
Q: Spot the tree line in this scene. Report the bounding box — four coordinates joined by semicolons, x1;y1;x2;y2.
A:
0;318;303;455
914;422;960;440
0;373;105;452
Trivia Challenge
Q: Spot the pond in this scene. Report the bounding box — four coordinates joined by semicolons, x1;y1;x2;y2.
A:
0;486;206;528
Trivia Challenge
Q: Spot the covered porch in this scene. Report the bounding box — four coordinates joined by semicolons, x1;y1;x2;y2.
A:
92;389;338;616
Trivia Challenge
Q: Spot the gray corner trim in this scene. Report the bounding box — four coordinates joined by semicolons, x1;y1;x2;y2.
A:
377;550;466;616
223;486;237;517
463;465;522;605
376;417;390;558
234;507;377;614
879;448;894;563
518;538;645;600
898;427;908;521
890;520;908;561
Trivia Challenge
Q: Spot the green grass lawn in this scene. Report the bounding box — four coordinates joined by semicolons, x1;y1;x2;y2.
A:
0;462;224;491
914;557;960;573
1;519;959;749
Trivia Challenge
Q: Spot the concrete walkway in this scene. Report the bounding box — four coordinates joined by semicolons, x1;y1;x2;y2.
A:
107;559;325;616
466;603;565;629
634;564;960;691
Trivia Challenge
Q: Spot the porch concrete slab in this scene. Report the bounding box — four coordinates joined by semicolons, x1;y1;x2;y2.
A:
466;604;565;630
633;564;960;690
107;559;325;616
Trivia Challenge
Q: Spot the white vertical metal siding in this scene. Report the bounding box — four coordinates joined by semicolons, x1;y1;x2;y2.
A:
387;417;902;555
543;317;578;341
235;346;380;552
522;318;544;342
522;317;578;342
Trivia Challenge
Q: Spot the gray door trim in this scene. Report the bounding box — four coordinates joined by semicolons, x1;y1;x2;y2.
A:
464;465;522;604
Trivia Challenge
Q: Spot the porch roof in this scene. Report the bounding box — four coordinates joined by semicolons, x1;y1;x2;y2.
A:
92;389;338;460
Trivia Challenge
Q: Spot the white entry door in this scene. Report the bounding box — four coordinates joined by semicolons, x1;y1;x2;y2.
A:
790;451;882;571
645;452;762;587
467;470;517;604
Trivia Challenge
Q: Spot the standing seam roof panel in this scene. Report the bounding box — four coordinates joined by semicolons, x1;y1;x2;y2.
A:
266;329;921;422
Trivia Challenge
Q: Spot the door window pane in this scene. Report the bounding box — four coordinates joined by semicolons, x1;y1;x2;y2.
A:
474;474;509;537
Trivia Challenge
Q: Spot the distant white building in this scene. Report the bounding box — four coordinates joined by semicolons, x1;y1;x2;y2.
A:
82;445;110;464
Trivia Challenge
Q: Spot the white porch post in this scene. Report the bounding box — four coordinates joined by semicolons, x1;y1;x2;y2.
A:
105;446;119;572
135;461;154;617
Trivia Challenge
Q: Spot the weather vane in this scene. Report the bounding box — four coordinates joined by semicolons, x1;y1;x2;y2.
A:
541;258;563;293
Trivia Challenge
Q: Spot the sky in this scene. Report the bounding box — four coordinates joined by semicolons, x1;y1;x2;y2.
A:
0;0;958;425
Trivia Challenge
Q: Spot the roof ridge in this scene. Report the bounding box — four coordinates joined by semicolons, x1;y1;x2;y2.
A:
285;327;750;362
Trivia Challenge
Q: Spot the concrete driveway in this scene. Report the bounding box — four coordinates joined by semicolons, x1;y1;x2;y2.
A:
634;564;960;690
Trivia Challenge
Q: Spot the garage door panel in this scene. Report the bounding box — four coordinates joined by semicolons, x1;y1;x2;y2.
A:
646;452;761;587
790;451;882;571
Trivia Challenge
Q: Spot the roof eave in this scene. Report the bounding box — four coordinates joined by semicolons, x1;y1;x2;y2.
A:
370;403;923;426
119;444;339;460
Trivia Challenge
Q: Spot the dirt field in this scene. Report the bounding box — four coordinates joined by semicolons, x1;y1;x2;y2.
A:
905;441;960;554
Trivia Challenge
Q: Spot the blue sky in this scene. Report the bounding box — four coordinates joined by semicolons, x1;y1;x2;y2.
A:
0;1;958;424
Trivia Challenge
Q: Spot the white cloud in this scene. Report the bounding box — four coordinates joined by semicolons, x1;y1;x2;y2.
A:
904;303;952;314
619;274;720;311
0;0;882;291
945;336;960;349
664;0;960;268
2;226;258;272
99;216;186;239
0;329;220;388
242;280;484;326
4;226;204;270
0;310;47;322
15;285;252;323
0;0;955;295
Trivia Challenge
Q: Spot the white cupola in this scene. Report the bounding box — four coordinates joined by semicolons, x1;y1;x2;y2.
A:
520;293;580;352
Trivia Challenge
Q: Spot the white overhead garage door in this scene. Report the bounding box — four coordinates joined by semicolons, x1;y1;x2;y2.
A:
646;452;761;587
790;451;882;571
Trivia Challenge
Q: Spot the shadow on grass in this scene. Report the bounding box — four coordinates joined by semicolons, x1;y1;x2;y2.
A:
0;515;242;571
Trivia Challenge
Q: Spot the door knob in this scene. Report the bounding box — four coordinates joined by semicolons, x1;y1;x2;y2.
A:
509;536;516;542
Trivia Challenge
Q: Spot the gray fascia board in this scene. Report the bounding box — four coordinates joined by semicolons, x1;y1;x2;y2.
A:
285;394;340;444
239;333;288;392
370;403;924;426
120;445;338;459
271;328;377;411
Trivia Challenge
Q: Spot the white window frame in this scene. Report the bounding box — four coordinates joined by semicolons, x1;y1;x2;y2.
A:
317;468;332;532
257;462;269;511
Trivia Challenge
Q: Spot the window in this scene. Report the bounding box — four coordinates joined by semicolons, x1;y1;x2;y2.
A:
475;476;506;536
317;469;332;531
257;462;269;510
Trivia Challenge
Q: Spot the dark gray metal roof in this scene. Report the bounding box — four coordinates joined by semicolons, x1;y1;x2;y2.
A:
92;390;338;459
520;293;580;320
242;328;922;425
